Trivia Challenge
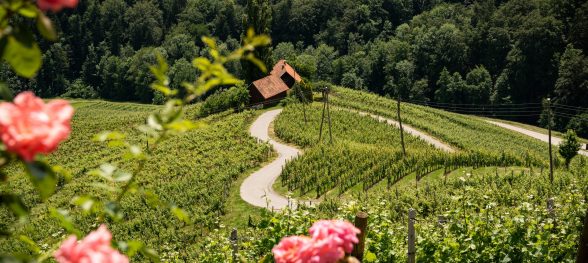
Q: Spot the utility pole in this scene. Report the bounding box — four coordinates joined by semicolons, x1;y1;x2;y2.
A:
292;63;307;124
547;98;554;184
318;87;333;144
397;96;406;156
297;83;308;124
326;87;333;144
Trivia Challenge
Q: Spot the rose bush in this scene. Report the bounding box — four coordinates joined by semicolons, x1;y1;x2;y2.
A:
54;225;128;263
37;0;79;12
273;220;361;263
0;91;73;161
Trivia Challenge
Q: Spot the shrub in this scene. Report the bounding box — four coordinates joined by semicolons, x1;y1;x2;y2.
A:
199;84;250;117
567;113;588;138
559;129;581;167
61;79;98;99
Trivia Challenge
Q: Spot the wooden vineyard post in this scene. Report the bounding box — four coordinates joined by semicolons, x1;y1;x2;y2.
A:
546;98;554;184
352;212;368;261
576;207;588;262
408;208;416;263
326;87;333;144
547;198;555;216
230;228;238;262
295;79;308;124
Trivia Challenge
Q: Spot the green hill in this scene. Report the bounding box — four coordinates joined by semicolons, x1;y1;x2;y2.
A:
0;101;272;258
2;89;587;262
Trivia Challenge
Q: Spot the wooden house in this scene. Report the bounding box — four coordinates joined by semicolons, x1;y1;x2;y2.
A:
249;60;302;104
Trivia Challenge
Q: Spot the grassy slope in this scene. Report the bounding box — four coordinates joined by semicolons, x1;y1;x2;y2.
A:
330;87;561;165
272;103;440;198
0;101;271;260
266;91;587;262
481;117;588;144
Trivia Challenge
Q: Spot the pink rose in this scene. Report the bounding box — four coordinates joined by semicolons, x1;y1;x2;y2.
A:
309;220;360;254
309;236;345;263
272;236;316;263
54;225;129;263
37;0;78;12
273;220;361;263
0;91;73;162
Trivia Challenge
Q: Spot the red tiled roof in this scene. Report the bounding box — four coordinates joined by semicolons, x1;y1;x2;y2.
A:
270;60;302;83
251;75;290;99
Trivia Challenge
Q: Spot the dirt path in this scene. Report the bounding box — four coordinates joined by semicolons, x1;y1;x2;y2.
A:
240;109;305;211
486;120;588;157
240;108;455;210
352;110;455;152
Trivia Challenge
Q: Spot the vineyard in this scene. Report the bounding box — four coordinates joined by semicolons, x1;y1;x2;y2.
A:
330;87;561;166
200;159;588;262
274;103;549;199
0;101;271;260
1;89;586;262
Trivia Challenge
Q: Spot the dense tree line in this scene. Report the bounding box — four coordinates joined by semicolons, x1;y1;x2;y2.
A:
1;0;587;131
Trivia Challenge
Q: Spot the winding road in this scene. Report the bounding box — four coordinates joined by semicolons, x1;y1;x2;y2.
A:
241;108;588;211
240;108;455;211
486;120;588;157
350;110;455;152
240;109;304;210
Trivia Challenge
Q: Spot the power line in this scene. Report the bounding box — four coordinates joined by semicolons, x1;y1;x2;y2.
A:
407;101;542;114
405;99;542;107
554;112;588;121
553;104;588;112
412;104;542;111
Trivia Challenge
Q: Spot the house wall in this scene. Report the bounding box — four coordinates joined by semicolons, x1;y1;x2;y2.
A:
249;86;266;104
266;91;288;105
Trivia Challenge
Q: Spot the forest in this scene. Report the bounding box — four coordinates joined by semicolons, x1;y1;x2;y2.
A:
1;0;587;133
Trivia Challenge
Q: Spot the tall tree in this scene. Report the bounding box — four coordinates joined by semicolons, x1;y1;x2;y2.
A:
125;0;164;50
465;65;492;104
242;0;272;83
100;0;128;55
393;60;415;99
554;44;588;107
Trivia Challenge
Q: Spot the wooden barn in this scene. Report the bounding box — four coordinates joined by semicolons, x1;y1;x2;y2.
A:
249;75;290;103
249;60;302;104
270;60;302;88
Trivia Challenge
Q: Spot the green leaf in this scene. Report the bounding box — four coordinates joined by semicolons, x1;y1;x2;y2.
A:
140;247;160;263
104;201;124;221
2;27;42;78
0;82;13;101
118;240;144;257
50;208;81;237
113;171;132;183
147;114;164;131
72;196;96;212
143;191;161;208
192;57;211;71
89;163;117;181
25;161;57;200
18;235;41;254
150;84;176;96
0;194;29;219
201;36;216;49
364;252;378;262
166;120;203;133
171;206;191;224
94;131;126;142
17;3;38;18
36;12;57;41
246;54;267;73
